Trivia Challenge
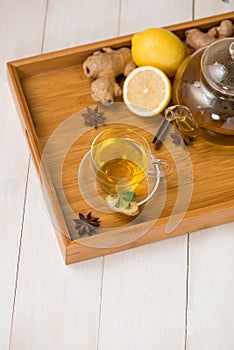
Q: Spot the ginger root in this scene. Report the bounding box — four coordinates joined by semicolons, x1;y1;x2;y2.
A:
83;47;136;105
105;194;139;216
185;19;234;51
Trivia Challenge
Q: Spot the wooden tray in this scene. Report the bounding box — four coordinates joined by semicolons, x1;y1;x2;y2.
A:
8;12;234;264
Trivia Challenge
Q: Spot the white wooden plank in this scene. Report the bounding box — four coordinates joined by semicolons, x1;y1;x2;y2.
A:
186;2;234;349
119;0;193;35
10;165;103;350
0;88;29;350
195;0;234;19
187;223;234;350
98;236;188;350
43;0;120;52
0;1;47;350
0;0;47;79
9;0;121;348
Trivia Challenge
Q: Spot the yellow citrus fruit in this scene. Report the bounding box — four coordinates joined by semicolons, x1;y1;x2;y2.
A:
123;66;172;117
131;28;187;77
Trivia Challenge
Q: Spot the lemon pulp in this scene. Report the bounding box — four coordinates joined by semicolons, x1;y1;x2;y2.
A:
123;66;172;117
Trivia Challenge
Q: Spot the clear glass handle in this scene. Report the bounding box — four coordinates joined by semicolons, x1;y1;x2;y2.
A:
148;157;172;177
152;158;172;177
164;105;200;138
229;41;234;60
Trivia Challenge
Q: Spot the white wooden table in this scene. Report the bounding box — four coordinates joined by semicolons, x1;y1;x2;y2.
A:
1;1;234;349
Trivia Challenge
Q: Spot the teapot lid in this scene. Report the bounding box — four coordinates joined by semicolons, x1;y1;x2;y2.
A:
201;38;234;96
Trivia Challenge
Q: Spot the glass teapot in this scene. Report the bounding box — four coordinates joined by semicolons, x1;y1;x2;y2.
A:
173;38;234;138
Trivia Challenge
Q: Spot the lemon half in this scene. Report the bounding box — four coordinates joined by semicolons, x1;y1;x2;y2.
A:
123;66;172;117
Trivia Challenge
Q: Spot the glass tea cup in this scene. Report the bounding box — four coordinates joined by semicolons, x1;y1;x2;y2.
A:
90;126;171;194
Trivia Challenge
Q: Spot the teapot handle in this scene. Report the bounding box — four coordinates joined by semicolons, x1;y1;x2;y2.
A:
164;105;200;138
229;41;234;60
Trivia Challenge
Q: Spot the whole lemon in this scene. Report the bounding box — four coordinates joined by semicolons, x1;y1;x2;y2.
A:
131;28;187;77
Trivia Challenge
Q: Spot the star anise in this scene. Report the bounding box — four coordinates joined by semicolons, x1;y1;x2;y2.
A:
74;212;100;237
81;106;105;128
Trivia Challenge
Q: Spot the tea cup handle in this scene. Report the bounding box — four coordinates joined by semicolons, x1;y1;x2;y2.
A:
149;158;172;177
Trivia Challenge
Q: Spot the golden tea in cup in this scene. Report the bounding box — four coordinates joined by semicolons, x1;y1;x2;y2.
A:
91;127;151;194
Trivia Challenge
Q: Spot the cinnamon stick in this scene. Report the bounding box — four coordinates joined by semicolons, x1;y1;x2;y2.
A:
152;118;170;149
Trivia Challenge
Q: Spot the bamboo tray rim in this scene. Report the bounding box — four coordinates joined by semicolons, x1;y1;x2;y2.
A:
7;11;234;264
8;12;234;65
